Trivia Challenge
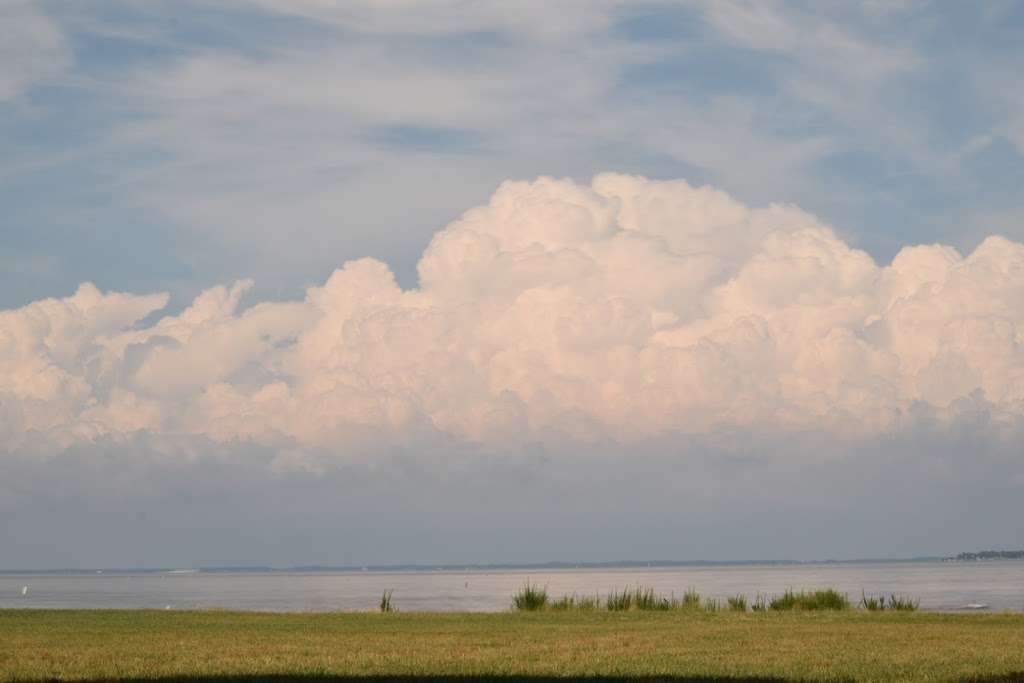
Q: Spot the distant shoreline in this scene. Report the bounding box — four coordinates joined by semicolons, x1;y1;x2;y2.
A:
0;556;957;575
945;550;1024;562
6;551;1023;575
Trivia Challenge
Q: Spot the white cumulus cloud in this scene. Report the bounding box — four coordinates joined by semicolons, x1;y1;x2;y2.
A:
3;174;1024;455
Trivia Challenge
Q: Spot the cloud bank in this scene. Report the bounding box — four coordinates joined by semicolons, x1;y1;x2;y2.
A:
3;174;1024;456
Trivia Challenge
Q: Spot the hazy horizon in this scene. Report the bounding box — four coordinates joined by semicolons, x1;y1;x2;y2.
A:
2;553;972;574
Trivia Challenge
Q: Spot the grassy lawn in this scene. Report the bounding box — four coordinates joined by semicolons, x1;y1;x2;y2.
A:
2;609;1023;682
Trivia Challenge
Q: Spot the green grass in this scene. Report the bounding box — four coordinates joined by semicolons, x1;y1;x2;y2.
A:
604;587;633;611
1;609;1023;682
549;593;600;611
861;591;920;612
727;594;748;612
511;582;548;611
888;593;921;611
701;597;721;612
605;585;675;611
769;588;851;611
632;586;671;611
521;585;870;615
379;590;395;613
680;587;702;610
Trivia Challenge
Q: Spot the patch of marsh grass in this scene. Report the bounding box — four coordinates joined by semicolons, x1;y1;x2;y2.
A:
887;594;920;611
703;597;722;612
727;594;748;612
861;591;920;612
511;581;548;611
679;587;702;610
635;586;673;610
632;586;655;610
770;588;850;611
605;587;633;611
550;595;572;611
379;590;394;613
550;593;600;611
505;581;906;614
861;591;884;611
606;585;674;611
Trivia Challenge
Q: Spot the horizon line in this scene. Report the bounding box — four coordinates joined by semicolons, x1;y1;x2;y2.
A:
1;555;974;574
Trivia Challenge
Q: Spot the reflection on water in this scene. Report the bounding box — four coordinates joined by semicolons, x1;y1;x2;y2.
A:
1;562;1022;612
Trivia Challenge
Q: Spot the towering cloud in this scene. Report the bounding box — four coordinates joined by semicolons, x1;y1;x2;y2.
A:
3;174;1024;456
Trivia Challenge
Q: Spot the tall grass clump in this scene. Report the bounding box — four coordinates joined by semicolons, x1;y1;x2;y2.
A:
887;594;920;611
550;593;600;611
606;585;673;611
512;581;548;611
635;586;673;610
679;588;702;610
861;591;919;611
770;588;850;611
727;594;748;612
703;597;722;612
860;591;884;611
379;590;394;613
751;594;768;612
605;587;631;611
606;587;633;611
633;586;658;610
550;594;573;611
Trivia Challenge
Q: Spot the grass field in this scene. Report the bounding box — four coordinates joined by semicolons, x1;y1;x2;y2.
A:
2;609;1023;682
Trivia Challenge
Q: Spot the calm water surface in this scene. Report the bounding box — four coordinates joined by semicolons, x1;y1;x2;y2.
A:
2;562;1022;612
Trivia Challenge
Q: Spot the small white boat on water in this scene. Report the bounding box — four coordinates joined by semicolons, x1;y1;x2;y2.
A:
961;603;989;610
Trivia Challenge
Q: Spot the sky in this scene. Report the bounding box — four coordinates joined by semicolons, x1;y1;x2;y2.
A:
2;1;1024;569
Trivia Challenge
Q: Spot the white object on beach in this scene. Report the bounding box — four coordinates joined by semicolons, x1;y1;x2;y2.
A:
962;603;989;610
21;586;28;596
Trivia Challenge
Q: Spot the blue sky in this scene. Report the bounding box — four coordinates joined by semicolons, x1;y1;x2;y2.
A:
3;2;1024;568
4;1;1024;310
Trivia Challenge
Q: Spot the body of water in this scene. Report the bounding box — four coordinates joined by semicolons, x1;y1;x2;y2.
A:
2;561;1022;612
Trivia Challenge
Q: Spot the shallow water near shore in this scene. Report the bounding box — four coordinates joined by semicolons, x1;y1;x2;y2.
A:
2;561;1022;612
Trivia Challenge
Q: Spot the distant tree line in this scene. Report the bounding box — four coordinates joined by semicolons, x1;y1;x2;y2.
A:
949;550;1024;561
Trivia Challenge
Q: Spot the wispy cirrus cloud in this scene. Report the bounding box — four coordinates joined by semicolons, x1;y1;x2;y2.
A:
0;1;72;102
